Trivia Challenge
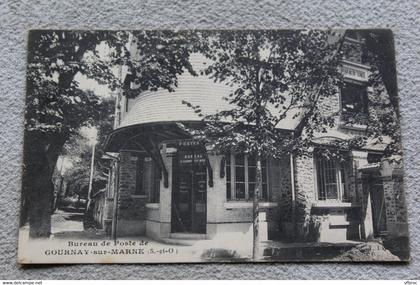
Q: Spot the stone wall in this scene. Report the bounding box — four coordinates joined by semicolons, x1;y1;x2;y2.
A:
273;156;294;236
318;89;341;118
342;155;363;241
292;154;317;239
343;157;358;203
291;152;366;242
381;163;409;238
116;151;147;236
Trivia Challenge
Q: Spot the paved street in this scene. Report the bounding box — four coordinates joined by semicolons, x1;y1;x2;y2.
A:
51;210;84;235
50;209;106;240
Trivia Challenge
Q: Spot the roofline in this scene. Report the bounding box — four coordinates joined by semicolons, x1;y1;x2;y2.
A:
104;120;297;153
105;120;386;154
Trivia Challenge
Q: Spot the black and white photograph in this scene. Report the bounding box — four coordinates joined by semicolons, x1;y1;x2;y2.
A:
18;29;409;263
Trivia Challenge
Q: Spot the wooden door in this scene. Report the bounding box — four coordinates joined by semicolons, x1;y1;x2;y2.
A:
172;150;207;233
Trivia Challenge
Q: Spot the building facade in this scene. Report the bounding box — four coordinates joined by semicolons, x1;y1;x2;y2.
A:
97;32;408;245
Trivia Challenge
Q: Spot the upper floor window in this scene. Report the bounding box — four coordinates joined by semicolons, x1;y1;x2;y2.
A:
340;82;369;118
342;30;366;64
315;155;349;201
226;153;268;201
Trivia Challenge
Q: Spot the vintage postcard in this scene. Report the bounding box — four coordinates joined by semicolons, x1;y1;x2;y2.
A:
18;29;409;263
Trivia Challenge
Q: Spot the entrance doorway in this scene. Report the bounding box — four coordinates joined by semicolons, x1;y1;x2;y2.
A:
171;149;207;233
369;174;387;237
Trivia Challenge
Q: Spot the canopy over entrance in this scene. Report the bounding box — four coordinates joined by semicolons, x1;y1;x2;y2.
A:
104;122;191;153
104;122;213;188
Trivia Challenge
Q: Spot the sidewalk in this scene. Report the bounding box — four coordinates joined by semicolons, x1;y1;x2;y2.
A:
260;240;400;261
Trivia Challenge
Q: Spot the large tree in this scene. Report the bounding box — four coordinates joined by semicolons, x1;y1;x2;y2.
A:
22;30;197;237
52;95;115;212
363;30;402;162
182;30;347;259
320;30;402;162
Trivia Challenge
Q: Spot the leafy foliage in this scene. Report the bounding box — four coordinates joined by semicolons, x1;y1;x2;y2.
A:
22;30;199;236
182;30;346;158
363;30;402;162
124;30;199;97
323;30;402;163
25;30;127;136
182;30;401;164
60;96;115;199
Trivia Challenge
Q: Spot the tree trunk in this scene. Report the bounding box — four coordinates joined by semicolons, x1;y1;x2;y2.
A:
53;175;65;212
253;150;263;260
22;67;76;237
22;132;67;238
28;177;54;238
364;31;399;116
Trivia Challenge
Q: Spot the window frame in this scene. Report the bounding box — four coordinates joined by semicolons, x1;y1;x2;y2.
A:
342;31;366;64
149;160;161;203
132;154;161;201
340;80;369;118
314;156;349;202
134;155;146;196
226;153;269;201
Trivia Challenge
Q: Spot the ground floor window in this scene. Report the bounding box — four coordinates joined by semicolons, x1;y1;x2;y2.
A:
135;156;145;195
315;155;348;201
226;153;268;201
149;161;160;203
135;155;160;201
